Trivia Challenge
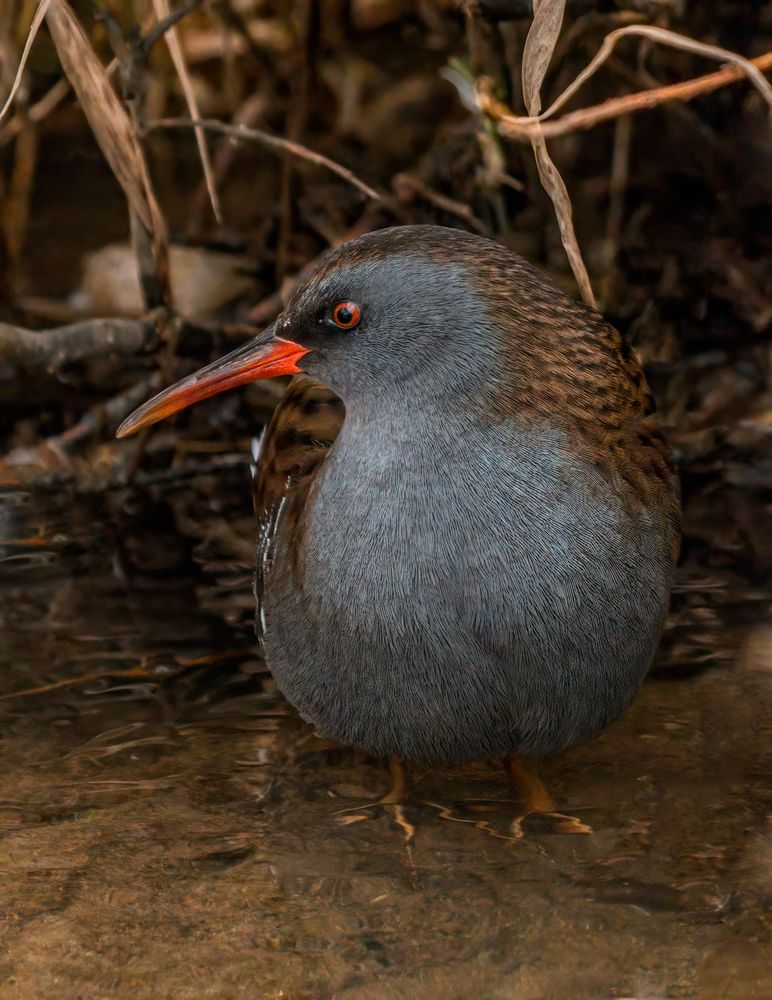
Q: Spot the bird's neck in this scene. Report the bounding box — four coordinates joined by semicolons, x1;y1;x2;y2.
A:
337;372;554;477
340;344;515;434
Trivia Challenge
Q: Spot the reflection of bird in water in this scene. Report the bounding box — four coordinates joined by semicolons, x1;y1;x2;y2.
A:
119;226;680;839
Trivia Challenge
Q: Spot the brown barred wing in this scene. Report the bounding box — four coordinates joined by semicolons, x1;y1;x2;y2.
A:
253;377;345;641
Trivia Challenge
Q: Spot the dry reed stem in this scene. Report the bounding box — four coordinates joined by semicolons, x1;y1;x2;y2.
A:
145;117;382;202
0;0;55;124
522;0;597;309
151;0;223;226
542;25;772;122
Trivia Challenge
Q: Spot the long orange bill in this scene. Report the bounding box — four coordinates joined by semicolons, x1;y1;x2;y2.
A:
116;325;309;439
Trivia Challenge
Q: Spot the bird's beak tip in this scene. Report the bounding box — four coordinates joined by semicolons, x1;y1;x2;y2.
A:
115;330;308;439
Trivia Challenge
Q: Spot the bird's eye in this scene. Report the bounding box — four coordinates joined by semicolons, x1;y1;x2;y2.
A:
331;301;361;329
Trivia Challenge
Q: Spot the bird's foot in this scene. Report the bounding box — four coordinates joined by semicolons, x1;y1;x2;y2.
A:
503;754;592;839
422;796;591;841
333;759;416;843
422;798;520;841
331;756;591;844
509;809;592;840
335;801;416;844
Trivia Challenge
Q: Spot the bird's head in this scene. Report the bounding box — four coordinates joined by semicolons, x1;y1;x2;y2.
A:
116;225;631;439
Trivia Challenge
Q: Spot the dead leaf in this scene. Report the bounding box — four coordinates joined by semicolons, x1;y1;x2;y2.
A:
45;0;168;263
521;0;596;309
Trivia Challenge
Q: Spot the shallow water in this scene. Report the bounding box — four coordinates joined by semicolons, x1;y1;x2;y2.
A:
0;475;769;1000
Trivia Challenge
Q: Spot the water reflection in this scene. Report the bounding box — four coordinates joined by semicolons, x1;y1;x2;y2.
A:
0;480;769;998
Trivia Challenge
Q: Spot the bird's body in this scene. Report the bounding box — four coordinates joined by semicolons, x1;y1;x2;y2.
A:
120;226;680;769
251;228;680;763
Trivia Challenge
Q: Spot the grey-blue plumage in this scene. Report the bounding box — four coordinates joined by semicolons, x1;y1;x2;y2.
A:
251;227;680;764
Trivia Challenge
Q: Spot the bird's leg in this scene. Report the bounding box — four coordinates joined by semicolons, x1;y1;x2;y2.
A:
334;758;415;843
381;757;409;804
503;753;592;838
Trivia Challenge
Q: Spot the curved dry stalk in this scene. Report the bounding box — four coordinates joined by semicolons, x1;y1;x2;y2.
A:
150;0;223;226
44;0;170;303
539;25;772;123
522;0;566;115
43;1;163;236
492;27;772;142
0;0;55;125
522;0;597;310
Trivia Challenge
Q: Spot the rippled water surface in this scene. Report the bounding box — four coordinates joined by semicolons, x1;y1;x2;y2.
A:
0;476;770;1000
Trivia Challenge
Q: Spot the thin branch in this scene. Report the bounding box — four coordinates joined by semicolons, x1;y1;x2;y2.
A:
141;0;206;54
540;26;772;124
487;47;772;142
393;172;490;234
144;117;383;202
5;373;163;470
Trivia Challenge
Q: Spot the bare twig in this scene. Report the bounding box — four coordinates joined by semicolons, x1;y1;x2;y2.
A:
3;111;39;280
145;117;383;202
600;112;631;303
141;0;205;54
0;313;159;373
187;93;267;234
491;50;772;142
246;212;380;324
3;373;163;470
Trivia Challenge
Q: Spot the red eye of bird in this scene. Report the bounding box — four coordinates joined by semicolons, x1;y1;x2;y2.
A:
331;301;361;329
